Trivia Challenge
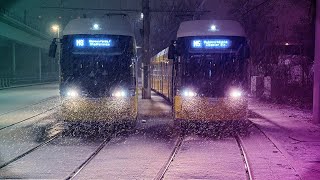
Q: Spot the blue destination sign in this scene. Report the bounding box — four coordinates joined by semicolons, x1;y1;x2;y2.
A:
192;39;231;49
75;38;113;47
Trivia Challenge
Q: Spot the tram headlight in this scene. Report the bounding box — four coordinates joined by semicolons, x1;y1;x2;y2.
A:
112;89;127;98
182;89;197;97
229;89;243;99
66;89;79;98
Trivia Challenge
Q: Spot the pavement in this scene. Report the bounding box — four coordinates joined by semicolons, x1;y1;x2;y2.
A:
137;91;173;129
249;99;320;180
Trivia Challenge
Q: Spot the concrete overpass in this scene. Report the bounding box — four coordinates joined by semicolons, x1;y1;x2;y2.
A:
0;9;58;88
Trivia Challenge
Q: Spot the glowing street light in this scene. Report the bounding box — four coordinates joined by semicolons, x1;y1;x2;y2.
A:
140;12;144;20
51;24;60;38
51;24;61;77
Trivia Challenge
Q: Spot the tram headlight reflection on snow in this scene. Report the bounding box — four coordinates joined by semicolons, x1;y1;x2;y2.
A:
112;89;127;98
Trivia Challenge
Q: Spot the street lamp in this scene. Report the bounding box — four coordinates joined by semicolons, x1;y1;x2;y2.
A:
51;24;61;78
51;24;60;38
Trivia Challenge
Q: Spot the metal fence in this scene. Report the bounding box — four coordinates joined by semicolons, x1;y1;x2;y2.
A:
0;74;59;89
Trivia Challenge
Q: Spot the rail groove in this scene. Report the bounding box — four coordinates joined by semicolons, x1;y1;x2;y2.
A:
154;135;184;180
0;134;60;169
0;96;58;117
65;135;114;179
0;105;59;131
235;134;253;180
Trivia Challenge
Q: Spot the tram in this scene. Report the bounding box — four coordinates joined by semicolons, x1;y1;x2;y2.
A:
151;20;250;123
49;16;138;125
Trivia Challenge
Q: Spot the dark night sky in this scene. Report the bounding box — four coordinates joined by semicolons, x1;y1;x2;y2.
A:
1;0;310;50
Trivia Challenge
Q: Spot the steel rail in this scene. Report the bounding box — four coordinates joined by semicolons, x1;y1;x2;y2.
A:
0;134;60;169
153;135;184;180
0;105;59;131
65;135;113;180
235;134;254;180
0;96;58;117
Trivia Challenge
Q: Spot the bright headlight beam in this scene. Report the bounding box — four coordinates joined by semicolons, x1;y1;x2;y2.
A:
67;89;79;98
183;89;197;97
230;89;243;98
112;90;127;98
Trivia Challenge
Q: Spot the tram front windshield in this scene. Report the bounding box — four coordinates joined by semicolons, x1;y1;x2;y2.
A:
61;35;135;97
182;53;246;97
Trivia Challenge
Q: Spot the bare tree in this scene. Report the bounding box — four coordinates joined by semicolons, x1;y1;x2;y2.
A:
149;0;208;55
229;0;278;77
229;0;316;105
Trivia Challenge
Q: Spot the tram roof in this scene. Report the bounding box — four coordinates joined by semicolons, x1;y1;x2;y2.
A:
63;17;134;37
177;20;246;38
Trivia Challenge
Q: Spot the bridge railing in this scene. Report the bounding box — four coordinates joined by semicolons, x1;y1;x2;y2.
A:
0;74;59;89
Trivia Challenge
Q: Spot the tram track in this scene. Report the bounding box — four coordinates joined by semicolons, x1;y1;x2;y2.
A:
65;126;122;180
0;101;61;172
65;137;112;180
154;132;254;180
0;105;60;131
0;134;60;169
235;134;253;180
0;96;59;117
154;135;184;180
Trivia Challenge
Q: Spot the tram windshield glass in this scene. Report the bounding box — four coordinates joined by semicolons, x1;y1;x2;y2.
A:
181;38;247;97
60;35;136;97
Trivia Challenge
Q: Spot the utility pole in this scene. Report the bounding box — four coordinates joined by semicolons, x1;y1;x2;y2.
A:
142;0;151;99
314;0;320;123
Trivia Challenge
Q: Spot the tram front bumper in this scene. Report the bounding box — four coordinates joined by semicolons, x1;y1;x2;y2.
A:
61;97;137;122
174;96;248;121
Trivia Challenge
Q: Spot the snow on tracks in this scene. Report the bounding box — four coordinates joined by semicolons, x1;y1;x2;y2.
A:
0;96;60;131
161;135;247;180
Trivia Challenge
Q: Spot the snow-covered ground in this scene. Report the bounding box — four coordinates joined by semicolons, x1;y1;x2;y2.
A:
0;97;60;130
75;129;177;179
0;133;106;179
249;99;320;180
0;112;58;164
0;83;59;115
164;136;246;180
241;126;299;179
1;85;320;179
